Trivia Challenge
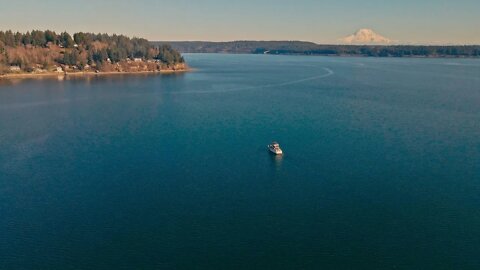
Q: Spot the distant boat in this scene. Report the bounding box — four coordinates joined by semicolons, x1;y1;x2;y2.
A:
268;142;283;155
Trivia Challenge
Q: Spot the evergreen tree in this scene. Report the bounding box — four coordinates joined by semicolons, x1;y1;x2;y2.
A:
22;32;32;45
60;32;74;48
4;30;15;47
0;32;5;45
45;30;57;44
14;32;23;46
31;30;47;47
73;32;87;45
63;50;79;65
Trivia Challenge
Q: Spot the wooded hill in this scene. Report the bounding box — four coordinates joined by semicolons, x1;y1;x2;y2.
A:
154;41;480;57
0;30;185;75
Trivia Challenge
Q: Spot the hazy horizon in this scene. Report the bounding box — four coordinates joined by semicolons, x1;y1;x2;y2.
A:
151;39;479;46
1;0;479;45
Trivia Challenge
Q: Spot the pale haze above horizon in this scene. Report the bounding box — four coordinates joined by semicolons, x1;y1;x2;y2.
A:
0;0;479;45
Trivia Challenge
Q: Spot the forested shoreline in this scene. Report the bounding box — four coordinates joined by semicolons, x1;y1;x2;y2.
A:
0;30;186;75
156;41;480;57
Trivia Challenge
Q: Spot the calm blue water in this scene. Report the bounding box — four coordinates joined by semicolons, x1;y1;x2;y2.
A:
1;54;480;269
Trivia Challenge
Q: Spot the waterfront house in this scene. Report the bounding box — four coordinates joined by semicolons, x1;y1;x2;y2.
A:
9;66;21;72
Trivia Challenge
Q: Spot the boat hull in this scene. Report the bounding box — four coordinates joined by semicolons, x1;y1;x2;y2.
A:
268;146;283;155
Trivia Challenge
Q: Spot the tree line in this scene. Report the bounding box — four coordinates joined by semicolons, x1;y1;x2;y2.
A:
157;41;480;57
262;45;480;57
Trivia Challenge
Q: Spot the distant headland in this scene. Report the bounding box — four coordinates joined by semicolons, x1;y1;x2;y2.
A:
0;30;188;78
154;41;480;58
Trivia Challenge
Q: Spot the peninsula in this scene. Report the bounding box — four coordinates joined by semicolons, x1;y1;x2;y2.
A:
0;30;187;78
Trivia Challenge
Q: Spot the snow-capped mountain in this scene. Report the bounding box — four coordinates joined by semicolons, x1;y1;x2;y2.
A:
340;29;393;45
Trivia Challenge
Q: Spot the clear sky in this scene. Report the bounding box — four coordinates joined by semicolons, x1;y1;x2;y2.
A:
0;0;479;44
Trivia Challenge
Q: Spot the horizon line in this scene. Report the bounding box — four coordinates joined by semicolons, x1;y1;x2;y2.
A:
153;40;480;46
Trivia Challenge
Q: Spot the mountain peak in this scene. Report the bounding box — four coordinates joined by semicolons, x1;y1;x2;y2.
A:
340;28;393;45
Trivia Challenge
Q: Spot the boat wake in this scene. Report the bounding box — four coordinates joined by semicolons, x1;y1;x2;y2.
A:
177;67;334;94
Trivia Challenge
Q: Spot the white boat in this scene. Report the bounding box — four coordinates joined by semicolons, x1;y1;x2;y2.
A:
268;142;283;155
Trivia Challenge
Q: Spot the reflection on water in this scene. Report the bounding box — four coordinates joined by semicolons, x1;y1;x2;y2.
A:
0;72;187;87
270;153;283;172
